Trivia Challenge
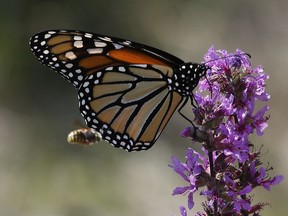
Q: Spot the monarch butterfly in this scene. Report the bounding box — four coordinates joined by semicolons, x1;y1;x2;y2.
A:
67;128;102;146
30;30;209;152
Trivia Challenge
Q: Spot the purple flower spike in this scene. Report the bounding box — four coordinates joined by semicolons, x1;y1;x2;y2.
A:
170;148;209;210
171;47;283;215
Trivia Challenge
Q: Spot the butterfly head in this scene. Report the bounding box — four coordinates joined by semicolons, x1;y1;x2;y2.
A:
173;63;209;96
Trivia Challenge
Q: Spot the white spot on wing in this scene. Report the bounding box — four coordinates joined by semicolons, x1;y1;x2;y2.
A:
74;36;82;40
131;64;147;68
118;66;125;72
74;41;83;48
65;63;73;68
94;41;107;47
122;41;131;45
83;82;89;87
98;36;112;42
44;34;51;39
96;72;102;78
84;33;93;38
87;48;103;54
113;43;123;49
65;51;77;60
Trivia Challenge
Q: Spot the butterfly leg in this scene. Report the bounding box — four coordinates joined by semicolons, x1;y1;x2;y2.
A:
178;97;195;127
190;93;199;108
178;96;209;142
178;96;200;138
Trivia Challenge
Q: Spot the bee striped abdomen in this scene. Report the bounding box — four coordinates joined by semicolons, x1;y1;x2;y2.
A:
67;128;102;146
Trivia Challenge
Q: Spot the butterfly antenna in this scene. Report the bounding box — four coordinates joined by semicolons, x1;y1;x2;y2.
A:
203;52;251;65
202;52;251;98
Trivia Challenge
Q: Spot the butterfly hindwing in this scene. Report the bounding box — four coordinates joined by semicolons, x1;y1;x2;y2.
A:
78;64;183;151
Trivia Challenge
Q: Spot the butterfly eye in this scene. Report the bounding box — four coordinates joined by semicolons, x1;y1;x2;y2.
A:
30;30;208;151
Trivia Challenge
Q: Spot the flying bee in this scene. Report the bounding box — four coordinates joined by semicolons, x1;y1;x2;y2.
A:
67;128;102;146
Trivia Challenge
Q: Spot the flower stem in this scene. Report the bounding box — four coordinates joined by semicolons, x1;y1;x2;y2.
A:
207;130;217;215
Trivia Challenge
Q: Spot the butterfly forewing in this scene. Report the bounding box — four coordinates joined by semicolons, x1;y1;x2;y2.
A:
30;30;184;89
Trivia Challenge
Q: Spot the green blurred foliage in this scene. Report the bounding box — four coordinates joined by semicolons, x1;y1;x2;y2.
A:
0;0;287;215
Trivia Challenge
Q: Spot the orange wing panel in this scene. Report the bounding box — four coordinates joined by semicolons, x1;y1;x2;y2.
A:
108;48;168;66
79;56;113;69
47;35;71;46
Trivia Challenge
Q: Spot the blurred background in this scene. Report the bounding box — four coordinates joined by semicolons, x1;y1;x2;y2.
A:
0;0;287;215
